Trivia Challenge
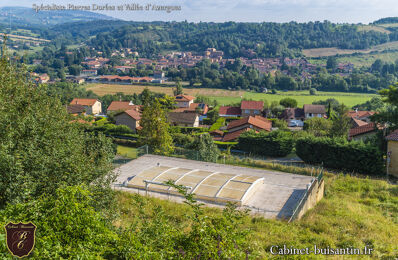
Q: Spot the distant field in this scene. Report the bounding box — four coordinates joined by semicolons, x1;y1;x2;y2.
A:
303;41;398;58
86;83;375;108
357;24;391;34
309;51;398;68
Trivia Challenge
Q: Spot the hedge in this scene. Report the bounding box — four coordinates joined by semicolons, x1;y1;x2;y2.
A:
209;117;226;131
214;141;238;150
238;130;294;157
112;138;139;148
177;127;209;134
295;136;385;175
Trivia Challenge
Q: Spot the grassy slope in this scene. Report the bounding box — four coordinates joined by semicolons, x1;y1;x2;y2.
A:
115;174;398;258
117;145;137;159
86;84;374;108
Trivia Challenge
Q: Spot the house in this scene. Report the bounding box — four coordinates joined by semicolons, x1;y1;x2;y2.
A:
69;98;102;115
351;118;368;128
107;101;138;114
37;73;50;83
303;105;325;119
280;108;305;122
209;130;224;141
114;109;141;132
348;110;375;123
66;104;85;115
168;112;199;127
173;103;208;115
219;106;242;117
348;122;378;141
174;95;195;108
240;100;264;117
223;116;271;142
80;70;98;76
387;129;398;177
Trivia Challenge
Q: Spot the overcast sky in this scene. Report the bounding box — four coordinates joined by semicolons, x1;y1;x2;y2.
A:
1;0;397;23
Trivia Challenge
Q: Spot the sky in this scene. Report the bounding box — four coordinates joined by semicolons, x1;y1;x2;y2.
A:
1;0;398;23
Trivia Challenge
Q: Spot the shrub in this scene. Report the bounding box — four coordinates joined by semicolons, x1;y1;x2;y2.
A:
209;117;226;131
178;127;209;134
112;138;139;147
279;97;298;108
172;133;194;147
310;88;317;95
268;118;288;129
238;130;294;157
295;136;385;175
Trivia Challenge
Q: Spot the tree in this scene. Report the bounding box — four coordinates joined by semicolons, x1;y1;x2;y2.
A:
173;81;183;96
309;88;317;95
326;56;338;71
279;97;298;108
330;104;351;138
140;98;174;155
303;117;333;137
188;133;219;162
373;83;398;128
0;53;115;207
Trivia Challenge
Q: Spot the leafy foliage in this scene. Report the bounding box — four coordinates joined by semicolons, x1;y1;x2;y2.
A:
0;57;115;207
187;133;220;162
296;136;385;175
238;130;294;157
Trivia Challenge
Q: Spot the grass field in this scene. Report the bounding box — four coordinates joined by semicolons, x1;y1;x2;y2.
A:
303;41;398;58
117;145;137;159
115;174;398;258
86;83;375;108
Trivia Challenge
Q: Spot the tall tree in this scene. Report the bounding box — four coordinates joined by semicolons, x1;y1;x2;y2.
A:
140;98;174;155
330;104;351;138
173;81;183;96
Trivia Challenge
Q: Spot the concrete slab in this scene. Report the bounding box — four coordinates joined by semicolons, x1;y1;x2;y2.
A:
113;155;314;219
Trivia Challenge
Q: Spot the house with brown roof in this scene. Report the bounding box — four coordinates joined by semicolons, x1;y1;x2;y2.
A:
280;108;305;122
114;109;141;132
66;104;85;115
219;106;242;117
303;105;325;119
240;100;264;117
387;129;398;177
175;95;195;108
168;112;199;127
69;98;102;115
173;103;208;115
348;110;375;123
107;101;138;114
351;118;369;128
348;122;378;141
223;116;271;142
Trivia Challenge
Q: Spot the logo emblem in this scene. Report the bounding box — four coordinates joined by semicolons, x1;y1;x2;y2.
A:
4;222;36;258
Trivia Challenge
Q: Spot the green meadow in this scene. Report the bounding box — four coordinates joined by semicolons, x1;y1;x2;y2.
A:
210;91;376;108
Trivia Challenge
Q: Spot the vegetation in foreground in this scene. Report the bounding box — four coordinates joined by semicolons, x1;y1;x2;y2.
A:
115;174;398;259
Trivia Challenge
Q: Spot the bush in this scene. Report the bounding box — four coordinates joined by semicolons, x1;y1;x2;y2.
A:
172;133;194;147
295;136;385;175
112;138;139;147
178;127;209;134
268;118;288;129
279;97;298;108
238;130;294;157
310;88;317;95
209;117;226;131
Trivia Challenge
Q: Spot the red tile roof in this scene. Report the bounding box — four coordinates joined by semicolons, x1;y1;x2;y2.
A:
241;100;264;110
219;106;242;116
107;101;135;112
351;118;368;128
175;94;195;102
348;110;375;119
70;98;98;106
124;109;141;120
349;122;377;139
172;103;208;114
386;129;398;141
227;116;271;131
223;128;251;142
